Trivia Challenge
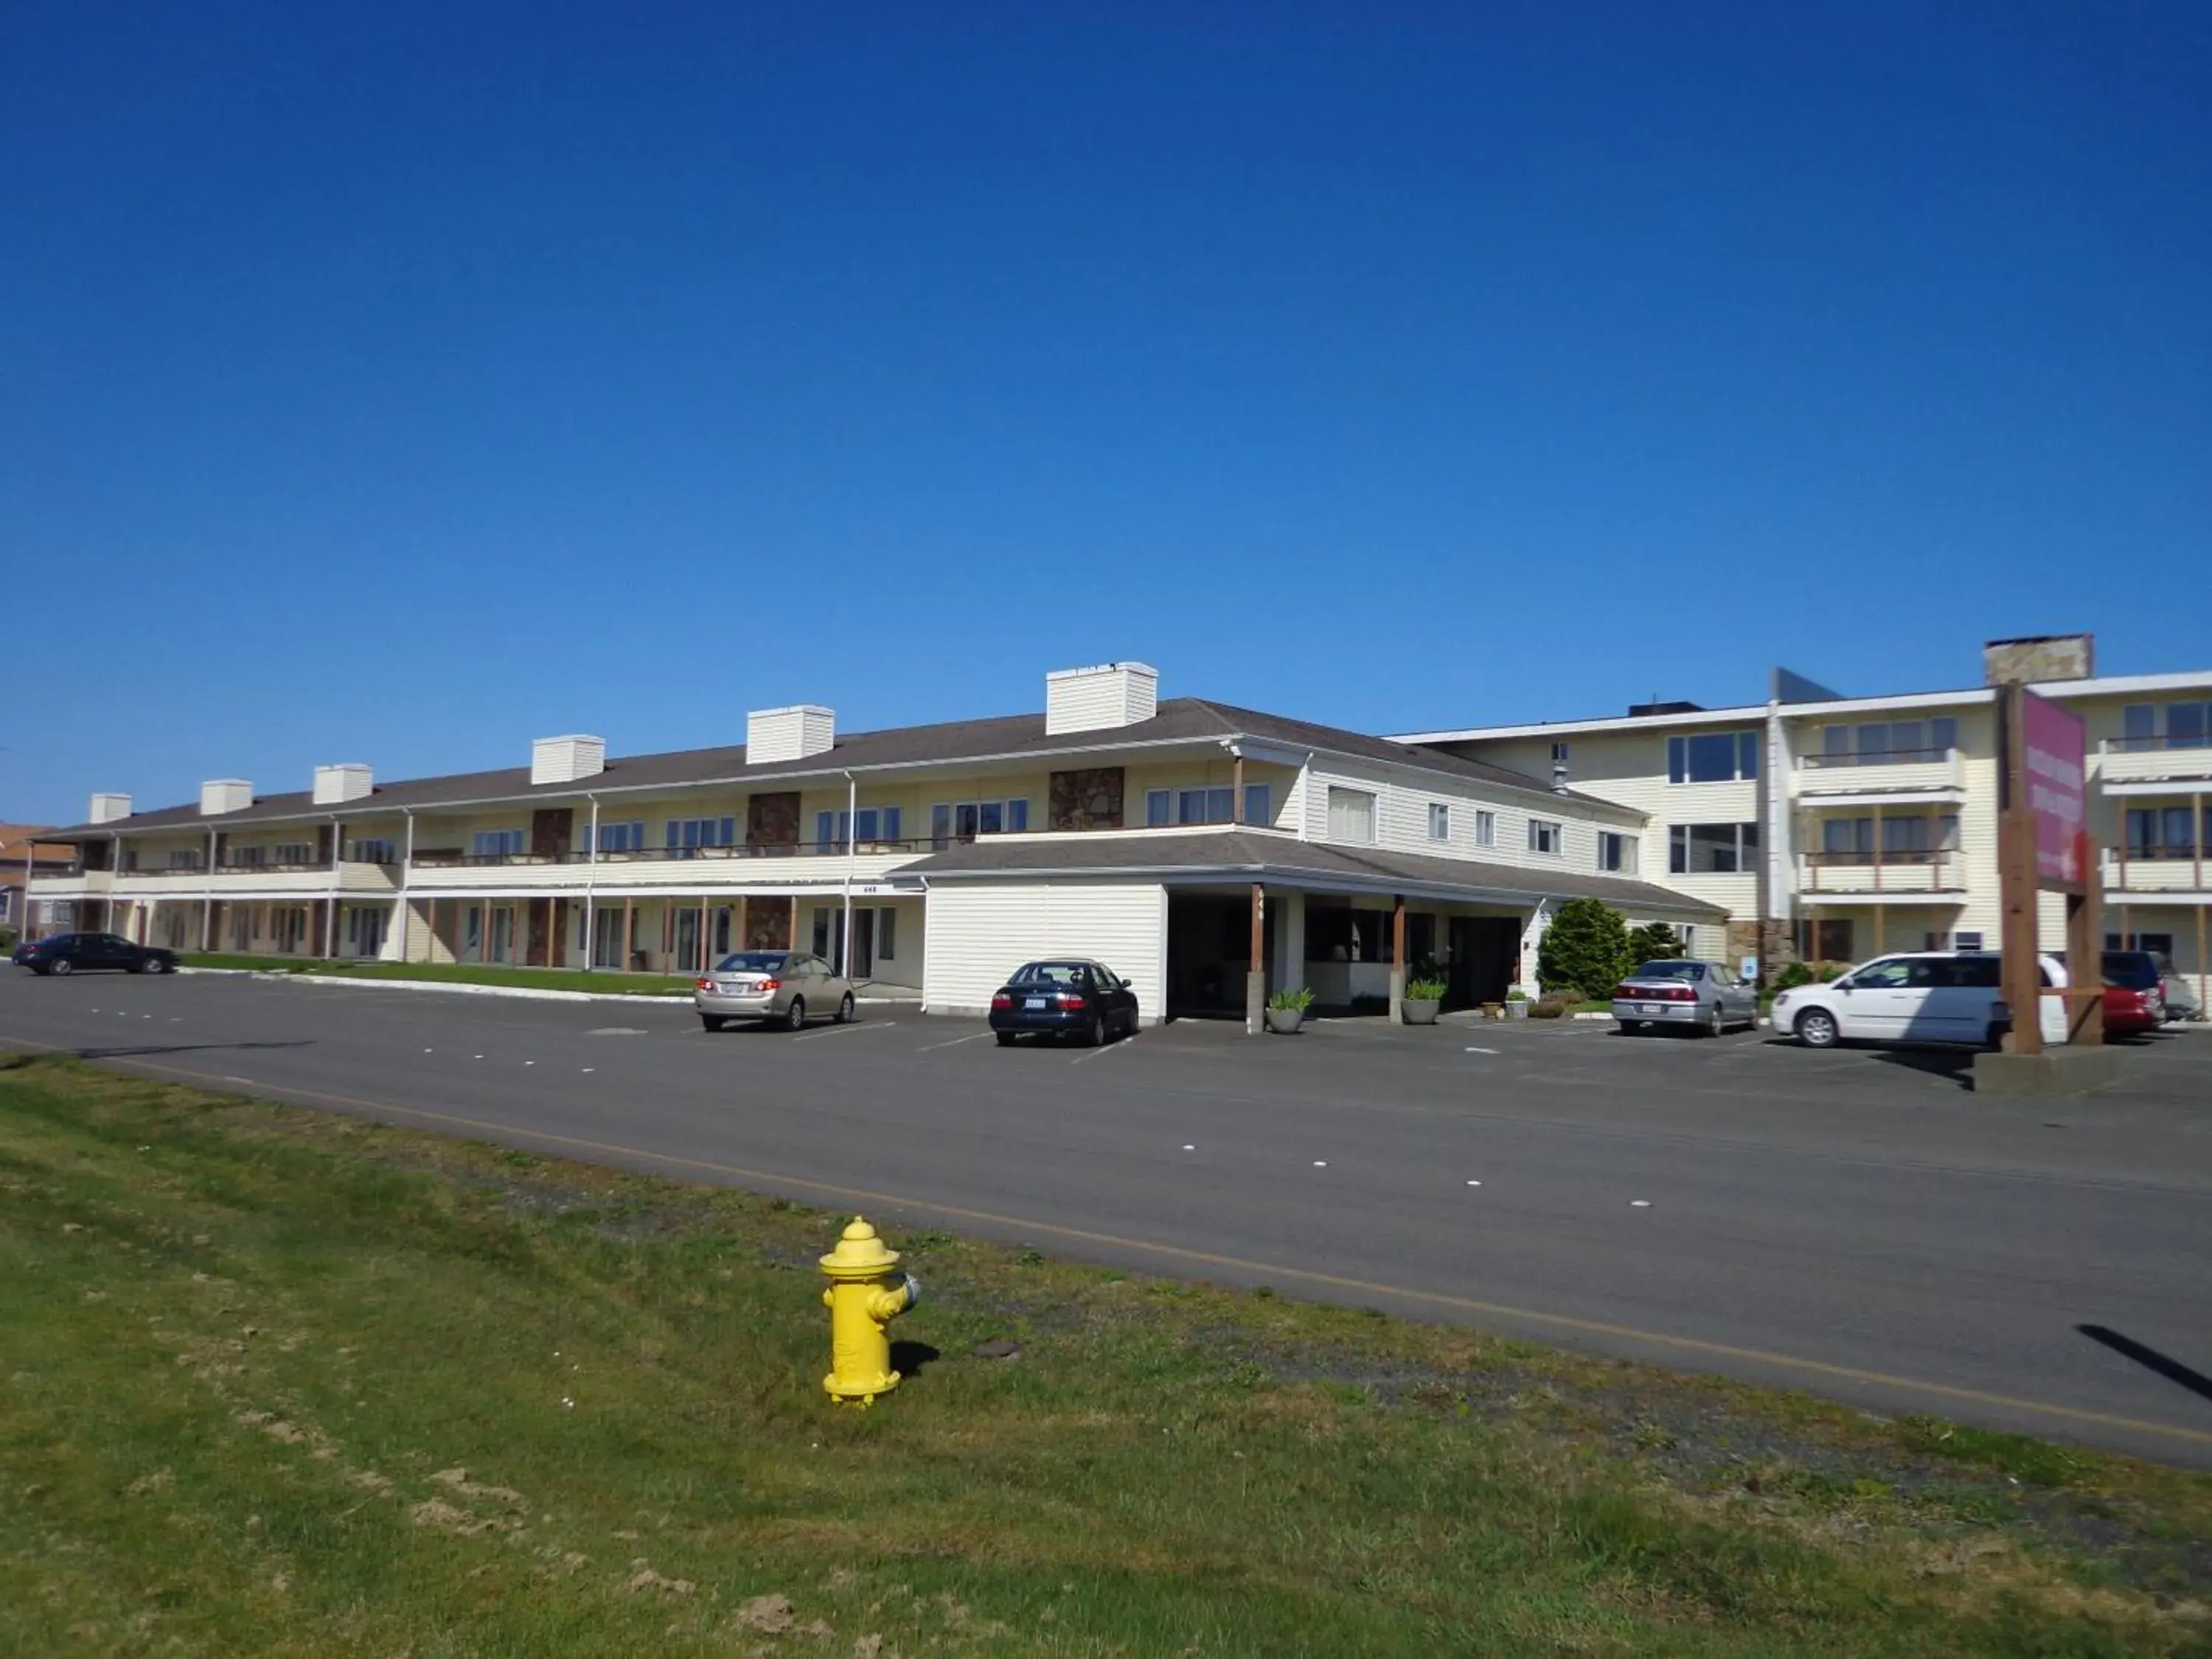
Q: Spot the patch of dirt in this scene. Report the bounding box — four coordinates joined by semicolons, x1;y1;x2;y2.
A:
625;1559;695;1596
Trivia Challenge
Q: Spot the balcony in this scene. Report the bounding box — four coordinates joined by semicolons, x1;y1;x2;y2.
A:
2096;737;2212;791
26;866;110;900
1792;748;1964;804
106;860;400;897
1798;849;1966;899
404;838;933;894
2102;847;2207;896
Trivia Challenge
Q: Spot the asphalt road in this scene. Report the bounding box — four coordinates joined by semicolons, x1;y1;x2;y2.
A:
7;969;2212;1465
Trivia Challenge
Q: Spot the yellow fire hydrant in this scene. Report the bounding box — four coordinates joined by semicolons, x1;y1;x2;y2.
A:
819;1217;919;1405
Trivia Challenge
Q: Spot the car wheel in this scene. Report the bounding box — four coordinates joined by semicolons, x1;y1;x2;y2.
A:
159;959;178;975
51;959;73;977
1085;1013;1105;1048
1796;1008;1840;1049
784;997;807;1032
995;1032;1017;1048
700;1015;726;1032
1617;1020;1642;1035
1704;1003;1725;1037
130;959;149;974
836;992;855;1024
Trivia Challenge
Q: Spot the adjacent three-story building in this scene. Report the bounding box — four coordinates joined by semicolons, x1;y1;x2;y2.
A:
1405;636;2211;1009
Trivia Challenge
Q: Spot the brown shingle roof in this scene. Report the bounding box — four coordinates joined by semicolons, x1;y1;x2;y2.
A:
41;699;1621;838
909;828;1727;917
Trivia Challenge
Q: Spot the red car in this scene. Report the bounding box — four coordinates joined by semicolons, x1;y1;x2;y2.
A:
2102;981;2163;1035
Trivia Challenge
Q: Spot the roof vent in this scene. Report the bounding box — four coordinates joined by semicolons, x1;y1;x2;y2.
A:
1984;633;2094;685
199;779;254;816
531;735;605;786
1046;662;1159;735
1627;700;1705;718
1551;761;1570;797
88;793;132;825
313;763;375;804
745;706;835;765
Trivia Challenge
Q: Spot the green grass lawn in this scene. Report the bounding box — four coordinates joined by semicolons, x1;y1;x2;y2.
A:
180;953;695;996
4;1053;2208;1657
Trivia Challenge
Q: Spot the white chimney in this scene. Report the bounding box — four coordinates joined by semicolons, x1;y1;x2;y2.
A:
313;763;375;804
88;792;132;825
745;706;836;765
531;735;605;786
1046;662;1159;735
199;779;254;815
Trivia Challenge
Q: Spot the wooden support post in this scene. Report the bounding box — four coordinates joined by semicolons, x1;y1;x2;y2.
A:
1246;883;1265;1036
1388;895;1407;1023
1872;803;1883;894
1997;684;2043;1055
2194;792;2205;896
2066;866;2104;1046
1232;754;1246;824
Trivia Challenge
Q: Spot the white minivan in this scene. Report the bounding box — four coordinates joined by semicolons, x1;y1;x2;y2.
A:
1772;951;2070;1050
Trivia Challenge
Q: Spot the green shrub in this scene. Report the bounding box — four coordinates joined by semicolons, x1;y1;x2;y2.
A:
1505;987;1529;1002
1626;922;1682;964
1530;995;1571;1019
1537;898;1631;999
1267;986;1314;1012
1405;977;1448;1002
1771;961;1817;992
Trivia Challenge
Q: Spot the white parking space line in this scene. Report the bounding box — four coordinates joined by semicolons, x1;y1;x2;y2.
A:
1464;1046;1500;1055
793;1021;893;1043
1071;1034;1138;1065
917;1031;992;1052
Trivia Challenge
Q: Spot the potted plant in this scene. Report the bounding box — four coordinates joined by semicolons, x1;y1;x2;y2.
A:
1265;986;1314;1034
1504;987;1531;1020
1402;976;1447;1026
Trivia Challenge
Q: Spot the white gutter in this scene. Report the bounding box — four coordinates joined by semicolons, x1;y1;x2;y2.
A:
582;794;599;971
841;770;858;979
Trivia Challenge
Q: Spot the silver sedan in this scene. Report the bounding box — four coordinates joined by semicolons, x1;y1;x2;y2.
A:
1613;959;1757;1037
695;950;856;1032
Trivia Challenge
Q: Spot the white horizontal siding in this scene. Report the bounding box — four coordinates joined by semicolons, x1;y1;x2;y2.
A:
1301;758;1635;878
923;880;1167;1023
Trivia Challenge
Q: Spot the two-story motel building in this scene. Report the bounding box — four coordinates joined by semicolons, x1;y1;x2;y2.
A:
24;663;1725;1023
1402;635;2212;1012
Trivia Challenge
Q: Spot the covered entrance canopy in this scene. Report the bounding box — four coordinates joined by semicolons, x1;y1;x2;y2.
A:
914;828;1727;1023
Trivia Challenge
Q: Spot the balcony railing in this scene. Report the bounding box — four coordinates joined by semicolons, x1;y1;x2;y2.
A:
413;838;936;869
2096;737;2212;787
1798;849;1963;894
1799;746;1957;769
2103;846;2207;894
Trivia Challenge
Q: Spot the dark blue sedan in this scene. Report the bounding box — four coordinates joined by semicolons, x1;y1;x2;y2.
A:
989;960;1139;1047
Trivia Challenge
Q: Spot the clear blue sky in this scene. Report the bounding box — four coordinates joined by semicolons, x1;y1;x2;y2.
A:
7;2;2208;824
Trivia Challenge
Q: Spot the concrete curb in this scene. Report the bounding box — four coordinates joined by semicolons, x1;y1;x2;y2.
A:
178;967;918;1009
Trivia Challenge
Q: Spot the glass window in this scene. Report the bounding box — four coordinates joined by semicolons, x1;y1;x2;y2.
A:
1428;803;1450;841
472;829;525;859
1669;731;1754;783
666;817;735;852
1551;741;1571;762
1955;931;1984;951
2121;705;2156;751
1882;816;1930;855
1528;819;1561;855
1327;787;1376;844
1849;958;1912;990
1473;810;1495;846
1670;823;1757;873
1243;784;1270;826
936;799;1027;840
877;907;896;961
1006;799;1029;832
1597;831;1633;872
1147;790;1172;827
1175;787;1237;826
1820;818;1871;857
2171;703;2207;749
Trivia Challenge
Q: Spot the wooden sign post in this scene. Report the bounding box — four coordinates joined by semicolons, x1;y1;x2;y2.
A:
1997;681;2102;1053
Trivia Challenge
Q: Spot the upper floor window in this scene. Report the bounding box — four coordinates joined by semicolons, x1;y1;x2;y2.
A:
2124;805;2207;858
1670;822;1759;874
1473;810;1496;846
2121;703;2209;751
167;849;201;869
592;821;647;854
1148;787;1236;827
1528;818;1562;855
274;843;313;866
931;799;1028;846
1597;831;1635;873
1817;717;1957;766
1668;731;1760;783
231;845;267;868
1243;784;1270;826
665;817;737;855
1550;741;1571;763
1326;787;1376;844
815;807;905;848
473;830;526;859
1427;803;1450;841
347;837;397;865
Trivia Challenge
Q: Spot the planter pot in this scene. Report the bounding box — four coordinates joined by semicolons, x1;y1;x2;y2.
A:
1401;998;1441;1026
1265;1006;1305;1035
1505;1001;1530;1020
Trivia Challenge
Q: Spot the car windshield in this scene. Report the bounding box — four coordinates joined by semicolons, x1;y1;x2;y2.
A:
714;952;787;973
2101;953;2161;990
1629;961;1703;982
1010;962;1089;987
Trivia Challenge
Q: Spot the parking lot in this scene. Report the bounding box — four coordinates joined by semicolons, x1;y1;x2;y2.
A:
4;968;2211;1463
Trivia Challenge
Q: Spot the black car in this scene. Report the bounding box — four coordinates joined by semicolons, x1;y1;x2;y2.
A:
15;932;179;976
989;959;1139;1047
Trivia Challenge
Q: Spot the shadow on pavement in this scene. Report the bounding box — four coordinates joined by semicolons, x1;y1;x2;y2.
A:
69;1040;316;1062
2078;1324;2212;1408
